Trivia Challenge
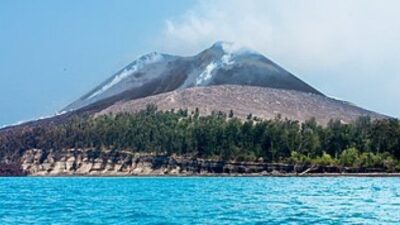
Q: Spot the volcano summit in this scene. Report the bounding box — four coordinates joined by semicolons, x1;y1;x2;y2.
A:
64;42;322;111
58;42;383;124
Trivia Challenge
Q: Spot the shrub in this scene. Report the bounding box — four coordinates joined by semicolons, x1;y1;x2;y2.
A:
312;152;337;166
358;152;382;168
382;154;398;172
236;151;257;162
339;147;360;167
289;151;311;164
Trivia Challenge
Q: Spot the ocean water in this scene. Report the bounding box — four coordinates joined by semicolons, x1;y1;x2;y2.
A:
0;177;399;225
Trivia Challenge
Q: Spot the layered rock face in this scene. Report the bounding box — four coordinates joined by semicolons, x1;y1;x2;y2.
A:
18;149;383;176
19;149;305;176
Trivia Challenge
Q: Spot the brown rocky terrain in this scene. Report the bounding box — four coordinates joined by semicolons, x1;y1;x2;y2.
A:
13;149;396;177
96;85;386;125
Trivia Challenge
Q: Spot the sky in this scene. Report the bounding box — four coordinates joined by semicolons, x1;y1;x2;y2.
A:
0;0;399;126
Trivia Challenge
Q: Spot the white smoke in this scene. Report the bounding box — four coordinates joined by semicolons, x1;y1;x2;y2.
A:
157;0;400;117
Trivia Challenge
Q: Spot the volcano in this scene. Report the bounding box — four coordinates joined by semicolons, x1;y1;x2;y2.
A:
0;42;387;132
64;42;323;113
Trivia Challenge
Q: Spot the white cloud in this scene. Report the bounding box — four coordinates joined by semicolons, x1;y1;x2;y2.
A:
157;0;400;117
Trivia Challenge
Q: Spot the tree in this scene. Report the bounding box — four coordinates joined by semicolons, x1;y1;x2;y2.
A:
247;113;253;120
229;110;234;118
0;105;399;172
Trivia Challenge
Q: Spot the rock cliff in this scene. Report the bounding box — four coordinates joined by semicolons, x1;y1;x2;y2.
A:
13;149;385;176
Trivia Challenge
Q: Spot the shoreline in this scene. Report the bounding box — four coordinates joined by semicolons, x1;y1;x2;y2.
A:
1;150;399;177
3;172;400;178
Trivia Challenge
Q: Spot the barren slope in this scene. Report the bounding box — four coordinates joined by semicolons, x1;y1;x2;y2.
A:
96;85;386;125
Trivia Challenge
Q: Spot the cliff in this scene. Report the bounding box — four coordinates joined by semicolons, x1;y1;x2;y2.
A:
4;149;388;176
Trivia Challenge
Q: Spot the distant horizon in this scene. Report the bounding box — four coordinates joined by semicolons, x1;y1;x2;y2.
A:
1;0;399;126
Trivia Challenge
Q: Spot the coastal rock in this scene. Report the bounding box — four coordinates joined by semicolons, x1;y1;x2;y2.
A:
18;149;304;176
12;148;391;177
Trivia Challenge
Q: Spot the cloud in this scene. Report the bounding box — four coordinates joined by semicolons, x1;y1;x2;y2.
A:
157;0;400;117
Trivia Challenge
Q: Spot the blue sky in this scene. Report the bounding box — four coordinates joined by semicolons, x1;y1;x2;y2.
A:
0;0;399;126
0;0;193;125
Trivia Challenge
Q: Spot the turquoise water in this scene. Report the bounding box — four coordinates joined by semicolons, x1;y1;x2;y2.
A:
0;177;399;225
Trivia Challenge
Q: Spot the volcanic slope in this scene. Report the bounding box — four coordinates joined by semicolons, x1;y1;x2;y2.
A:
95;85;386;125
64;42;323;113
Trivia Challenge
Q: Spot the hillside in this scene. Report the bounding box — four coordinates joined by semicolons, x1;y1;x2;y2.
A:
96;85;386;125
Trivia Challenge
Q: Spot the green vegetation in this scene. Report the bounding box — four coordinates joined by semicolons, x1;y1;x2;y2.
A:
1;105;399;171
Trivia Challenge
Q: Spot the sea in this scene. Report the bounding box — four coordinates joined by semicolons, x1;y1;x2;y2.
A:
0;177;399;225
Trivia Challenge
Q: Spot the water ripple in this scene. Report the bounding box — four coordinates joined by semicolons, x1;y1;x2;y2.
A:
0;177;399;224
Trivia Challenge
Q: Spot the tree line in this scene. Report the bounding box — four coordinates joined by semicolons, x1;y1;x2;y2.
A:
1;105;399;171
